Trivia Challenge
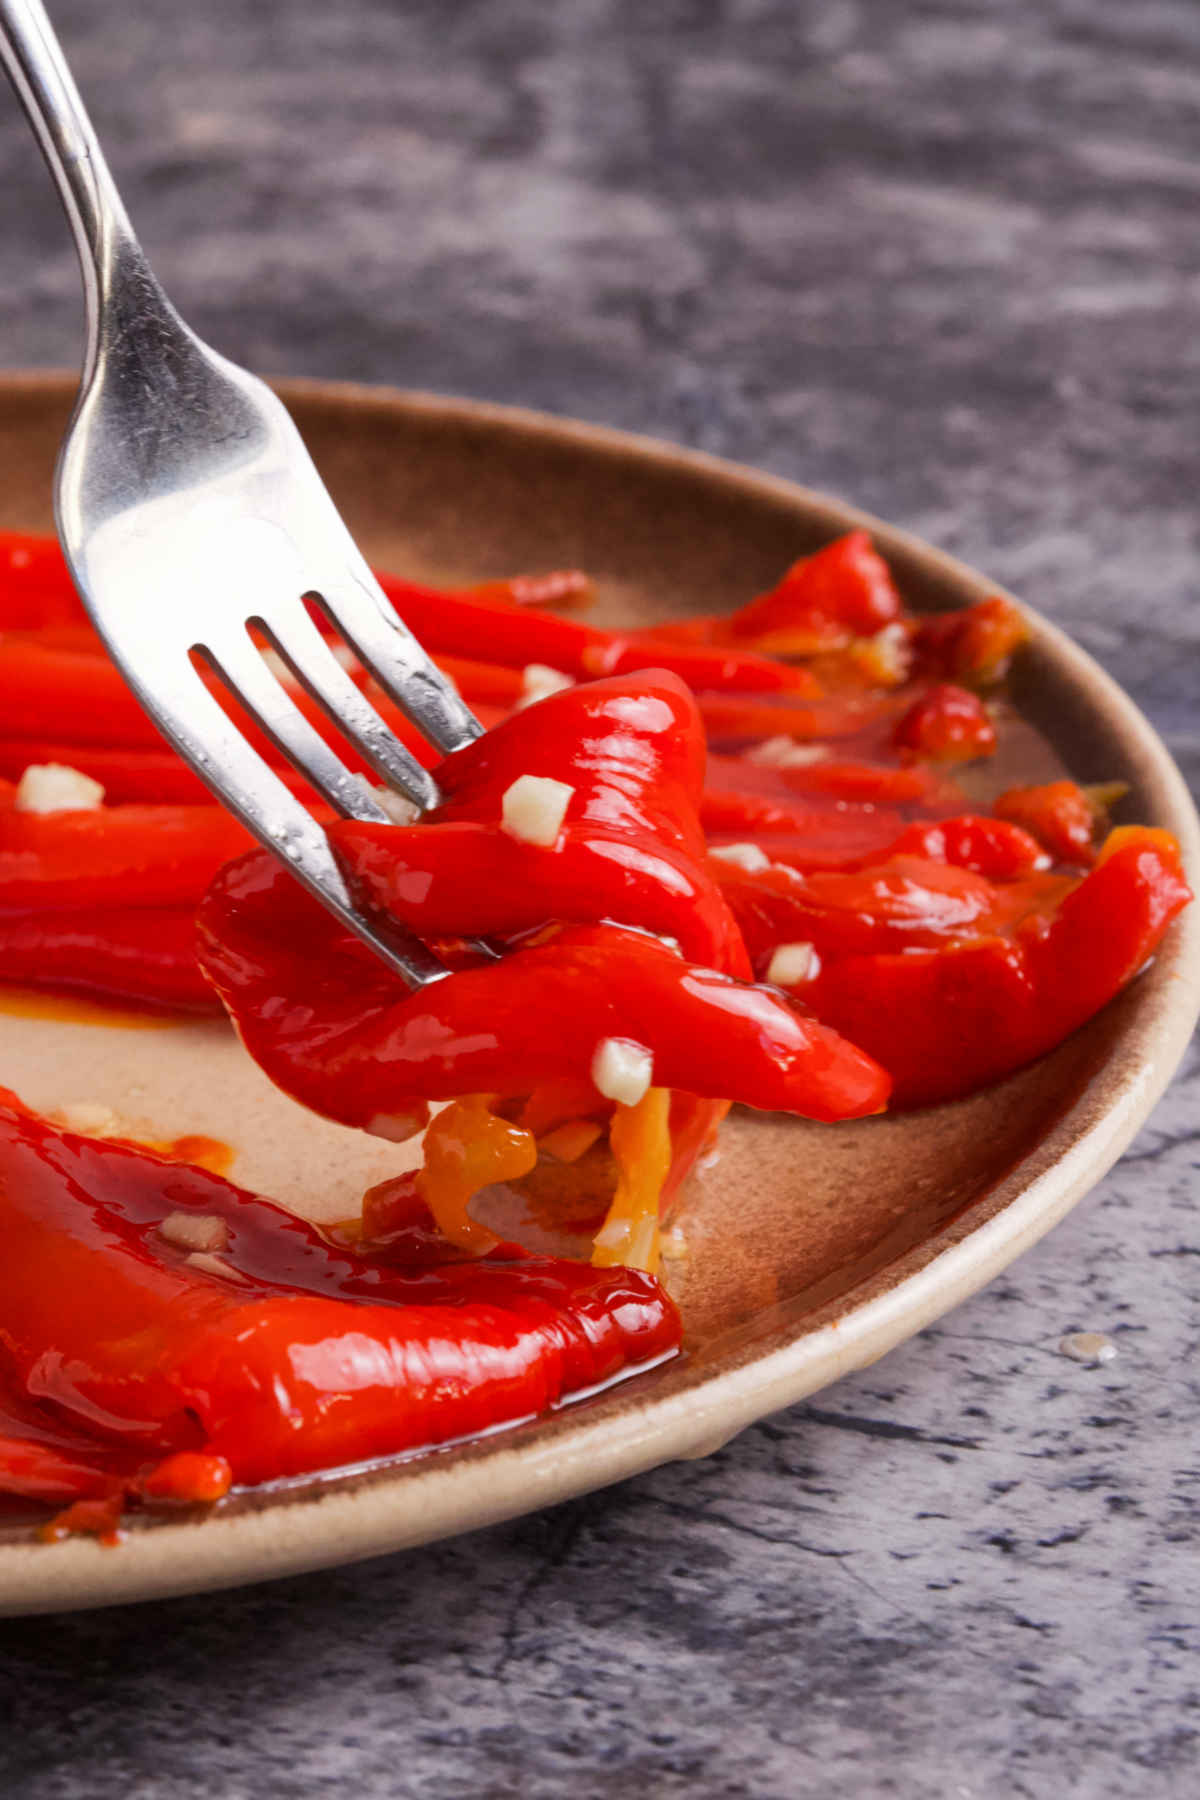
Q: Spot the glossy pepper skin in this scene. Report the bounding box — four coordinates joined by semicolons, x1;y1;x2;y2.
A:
199;672;889;1128
334;671;749;975
0;1092;681;1503
761;828;1191;1108
199;879;890;1127
0;779;249;909
377;572;820;696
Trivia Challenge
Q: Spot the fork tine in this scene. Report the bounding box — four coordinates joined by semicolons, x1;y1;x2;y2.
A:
306;559;484;758
134;660;448;987
201;636;408;823
249;606;441;812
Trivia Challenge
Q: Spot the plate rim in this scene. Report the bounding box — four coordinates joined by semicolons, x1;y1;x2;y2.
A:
1;370;1197;1614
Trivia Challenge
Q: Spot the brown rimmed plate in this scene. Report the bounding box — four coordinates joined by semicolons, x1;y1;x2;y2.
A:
0;371;1197;1615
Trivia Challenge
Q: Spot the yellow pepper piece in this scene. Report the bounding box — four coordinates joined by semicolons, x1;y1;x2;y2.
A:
592;1086;673;1276
418;1096;537;1254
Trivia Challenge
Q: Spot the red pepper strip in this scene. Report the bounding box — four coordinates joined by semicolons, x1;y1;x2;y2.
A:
0;739;318;806
717;532;904;651
197;858;890;1126
0;642;163;747
793;828;1192;1108
377;573;819;695
883;816;1049;881
629;533;904;658
0;908;219;1012
0;789;249;909
0;532;86;628
993;781;1097;866
893;684;996;762
333;818;749;976
706;750;960;810
433;653;525;708
0;639;442;780
913;596;1029;686
465;570;594;612
715;853;1072;969
0;1093;681;1496
707;808;915;872
431;672;711;859
697;691;905;746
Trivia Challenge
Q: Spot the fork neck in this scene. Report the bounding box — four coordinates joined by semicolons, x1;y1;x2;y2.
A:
0;0;163;383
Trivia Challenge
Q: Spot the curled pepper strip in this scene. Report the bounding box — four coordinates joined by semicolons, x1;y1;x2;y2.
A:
197;876;890;1127
755;828;1191;1108
334;671;748;975
0;1091;680;1505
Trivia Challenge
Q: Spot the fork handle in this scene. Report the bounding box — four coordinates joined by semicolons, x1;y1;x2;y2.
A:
0;0;159;379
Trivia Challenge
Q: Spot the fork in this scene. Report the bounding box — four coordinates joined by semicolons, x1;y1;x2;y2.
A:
0;0;484;987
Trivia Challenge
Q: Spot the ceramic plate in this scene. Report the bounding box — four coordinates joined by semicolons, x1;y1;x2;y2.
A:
0;373;1197;1615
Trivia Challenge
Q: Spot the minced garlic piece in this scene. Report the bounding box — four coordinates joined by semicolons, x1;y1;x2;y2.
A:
592;1037;653;1107
708;842;771;873
369;785;421;826
746;736;831;769
766;942;819;987
160;1212;229;1254
185;1251;249;1283
365;1106;429;1143
500;774;574;848
15;763;105;813
517;663;574;708
50;1101;119;1137
1059;1331;1117;1365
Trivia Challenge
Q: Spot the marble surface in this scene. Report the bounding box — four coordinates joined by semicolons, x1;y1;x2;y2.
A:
1;2;1199;1794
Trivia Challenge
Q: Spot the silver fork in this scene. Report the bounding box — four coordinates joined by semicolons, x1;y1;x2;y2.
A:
0;0;483;986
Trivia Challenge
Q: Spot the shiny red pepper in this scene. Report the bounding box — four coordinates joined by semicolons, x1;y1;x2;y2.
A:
913;596;1029;686
0;907;218;1012
892;684;996;762
788;828;1192;1106
0;782;249;909
993;780;1098;866
0;1093;681;1501
377;572;820;695
630;533;903;656
0;532;87;628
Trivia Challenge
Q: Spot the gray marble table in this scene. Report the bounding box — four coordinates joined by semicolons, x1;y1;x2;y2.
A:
1;3;1198;1794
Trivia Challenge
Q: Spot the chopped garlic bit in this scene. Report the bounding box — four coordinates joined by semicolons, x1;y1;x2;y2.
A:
259;646;292;683
746;737;830;769
1059;1331;1117;1365
331;642;359;672
501;774;574;848
660;1225;690;1264
766;941;819;987
50;1101;119;1137
368;784;421;827
517;663;574;709
366;1107;429;1144
861;621;911;683
160;1211;229;1254
15;763;105;813
708;841;771;873
591;1037;653;1107
185;1251;249;1284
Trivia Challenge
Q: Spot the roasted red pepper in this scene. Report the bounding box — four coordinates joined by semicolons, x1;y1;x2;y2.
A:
0;1092;680;1504
993;780;1098;866
892;683;996;762
378;572;820;696
0;907;218;1012
780;828;1192;1106
0;782;249;909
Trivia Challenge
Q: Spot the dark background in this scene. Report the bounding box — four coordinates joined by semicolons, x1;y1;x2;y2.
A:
1;4;1198;1796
